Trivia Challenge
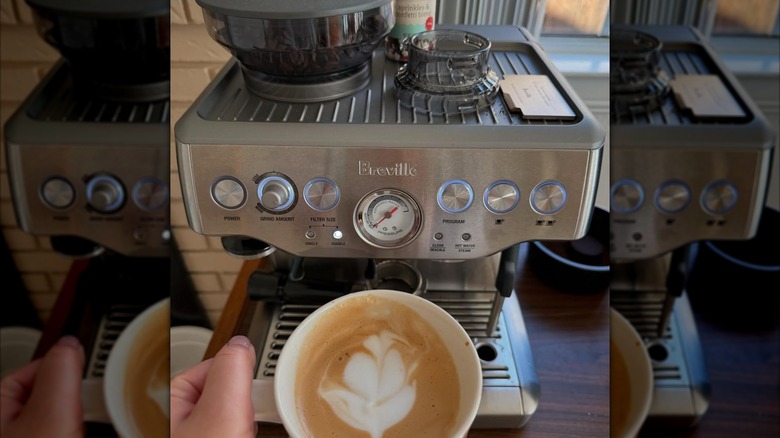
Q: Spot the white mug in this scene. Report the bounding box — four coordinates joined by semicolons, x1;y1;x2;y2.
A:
82;298;170;438
250;289;482;437
610;308;653;438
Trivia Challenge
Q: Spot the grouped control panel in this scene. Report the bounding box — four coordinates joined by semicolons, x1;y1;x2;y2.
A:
208;171;575;254
610;178;739;217
609;143;767;262
40;174;169;214
31;169;171;257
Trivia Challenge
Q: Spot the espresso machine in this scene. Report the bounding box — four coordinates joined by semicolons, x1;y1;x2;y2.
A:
609;25;774;430
176;0;604;428
3;0;170;434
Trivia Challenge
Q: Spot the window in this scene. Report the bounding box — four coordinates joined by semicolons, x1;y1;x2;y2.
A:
542;0;610;36
435;0;610;38
712;0;780;36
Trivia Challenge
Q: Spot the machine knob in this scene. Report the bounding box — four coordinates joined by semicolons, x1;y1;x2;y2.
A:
41;177;75;209
531;181;567;214
654;180;691;214
611;179;644;214
86;175;125;213
133;177;169;211
212;177;247;209
484;181;520;214
438;180;473;213
258;176;295;212
702;180;738;215
304;178;339;211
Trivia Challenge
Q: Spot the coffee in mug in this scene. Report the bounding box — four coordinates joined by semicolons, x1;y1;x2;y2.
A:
275;290;482;438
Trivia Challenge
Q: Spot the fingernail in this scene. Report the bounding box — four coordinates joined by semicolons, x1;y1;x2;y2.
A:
57;335;82;349
227;335;252;349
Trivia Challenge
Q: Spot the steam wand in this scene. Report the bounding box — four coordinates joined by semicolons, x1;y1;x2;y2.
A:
487;245;518;336
658;247;686;337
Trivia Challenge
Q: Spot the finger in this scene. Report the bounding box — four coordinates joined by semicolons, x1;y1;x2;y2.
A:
169;358;214;427
0;359;42;430
21;336;85;435
193;336;256;427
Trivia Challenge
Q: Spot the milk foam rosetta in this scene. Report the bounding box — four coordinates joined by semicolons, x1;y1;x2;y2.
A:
318;330;418;438
295;295;461;438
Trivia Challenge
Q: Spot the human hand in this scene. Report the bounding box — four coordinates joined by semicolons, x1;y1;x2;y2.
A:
170;335;257;438
0;335;85;438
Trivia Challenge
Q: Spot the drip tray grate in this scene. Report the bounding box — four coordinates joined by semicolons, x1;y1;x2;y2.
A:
256;291;519;386
86;304;145;378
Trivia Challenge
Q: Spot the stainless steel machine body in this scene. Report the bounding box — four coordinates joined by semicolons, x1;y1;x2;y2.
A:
610;25;775;429
176;25;605;428
4;61;171;258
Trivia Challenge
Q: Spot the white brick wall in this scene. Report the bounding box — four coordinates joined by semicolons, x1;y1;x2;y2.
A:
170;11;235;327
1;3;236;327
1;2;60;323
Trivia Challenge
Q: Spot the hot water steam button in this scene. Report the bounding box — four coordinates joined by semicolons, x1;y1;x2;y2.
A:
257;176;295;212
41;177;75;209
212;177;246;209
531;181;567;214
86;175;125;213
701;180;738;215
484;181;520;214
437;180;474;213
611;179;644;214
654;180;691;214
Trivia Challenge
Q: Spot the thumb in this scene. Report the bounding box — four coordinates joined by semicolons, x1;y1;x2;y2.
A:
19;336;85;437
191;336;257;432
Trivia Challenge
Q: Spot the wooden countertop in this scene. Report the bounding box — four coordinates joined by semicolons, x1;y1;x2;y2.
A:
206;243;611;437
638;301;780;438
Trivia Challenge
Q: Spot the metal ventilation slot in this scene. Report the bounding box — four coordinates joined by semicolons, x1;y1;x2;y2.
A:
42;99;170;124
86;304;145;378
653;364;682;381
612;47;749;125
30;77;170;124
205;50;579;126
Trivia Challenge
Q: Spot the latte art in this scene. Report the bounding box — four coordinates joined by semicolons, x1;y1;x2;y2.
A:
294;294;461;438
319;331;418;438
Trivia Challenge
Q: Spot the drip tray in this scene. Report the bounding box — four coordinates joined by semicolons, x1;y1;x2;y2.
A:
252;290;539;429
611;291;710;429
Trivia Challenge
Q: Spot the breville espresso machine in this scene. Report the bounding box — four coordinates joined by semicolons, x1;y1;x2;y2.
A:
3;0;170;434
176;0;604;428
609;25;774;430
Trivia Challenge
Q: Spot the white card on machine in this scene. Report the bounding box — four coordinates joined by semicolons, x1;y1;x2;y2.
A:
499;75;576;120
669;75;745;118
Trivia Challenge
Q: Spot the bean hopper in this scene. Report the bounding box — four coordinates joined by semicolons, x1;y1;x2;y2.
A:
609;25;774;430
177;0;605;428
3;0;170;434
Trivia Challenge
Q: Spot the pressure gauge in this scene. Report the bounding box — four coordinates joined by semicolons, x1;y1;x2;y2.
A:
354;189;423;248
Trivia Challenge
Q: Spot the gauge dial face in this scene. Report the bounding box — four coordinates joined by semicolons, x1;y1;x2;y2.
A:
354;189;422;248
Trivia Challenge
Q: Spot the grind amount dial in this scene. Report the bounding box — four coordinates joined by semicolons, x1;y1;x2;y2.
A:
354;189;422;248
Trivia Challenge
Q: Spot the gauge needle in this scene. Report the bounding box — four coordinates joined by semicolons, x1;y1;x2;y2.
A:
372;206;398;228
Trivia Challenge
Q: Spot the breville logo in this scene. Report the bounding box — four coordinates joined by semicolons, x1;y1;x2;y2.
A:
358;161;418;176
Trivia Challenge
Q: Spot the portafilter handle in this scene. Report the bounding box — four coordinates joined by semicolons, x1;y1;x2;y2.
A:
486;245;518;336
